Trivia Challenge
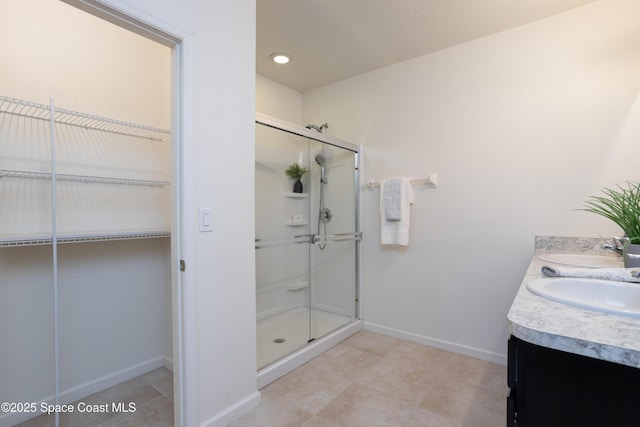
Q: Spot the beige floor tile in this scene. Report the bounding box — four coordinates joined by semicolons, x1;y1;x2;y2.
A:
404;406;461;427
308;341;384;382
419;378;505;427
99;376;163;407
357;341;452;406
15;372;171;427
228;392;313;427
316;383;415;427
300;415;336;426
265;363;353;414
467;359;508;396
141;367;174;395
57;378;157;427
419;378;468;421
58;404;116;427
244;331;507;427
340;330;405;357
434;351;508;396
456;387;505;427
384;340;454;373
98;395;173;427
18;331;505;427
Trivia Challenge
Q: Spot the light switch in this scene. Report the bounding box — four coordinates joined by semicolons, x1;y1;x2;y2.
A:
199;207;213;232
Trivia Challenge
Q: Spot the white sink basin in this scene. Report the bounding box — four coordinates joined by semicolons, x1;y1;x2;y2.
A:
537;253;622;268
527;278;640;318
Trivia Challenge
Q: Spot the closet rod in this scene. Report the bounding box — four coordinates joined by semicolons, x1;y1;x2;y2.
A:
0;95;170;141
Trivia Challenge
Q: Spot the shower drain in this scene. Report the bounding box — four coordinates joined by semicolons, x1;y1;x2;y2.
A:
273;338;286;344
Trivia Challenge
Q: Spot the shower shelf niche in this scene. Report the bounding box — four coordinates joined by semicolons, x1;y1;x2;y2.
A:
285;281;309;291
283;191;308;226
284;192;308;199
284;220;308;227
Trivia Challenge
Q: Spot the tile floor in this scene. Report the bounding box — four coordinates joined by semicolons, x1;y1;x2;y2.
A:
230;331;507;427
15;332;506;427
15;367;173;427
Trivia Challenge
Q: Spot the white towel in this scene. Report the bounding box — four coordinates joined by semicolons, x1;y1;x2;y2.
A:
541;265;640;283
380;177;413;246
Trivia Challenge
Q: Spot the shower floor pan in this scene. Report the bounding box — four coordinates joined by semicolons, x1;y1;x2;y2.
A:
257;306;352;370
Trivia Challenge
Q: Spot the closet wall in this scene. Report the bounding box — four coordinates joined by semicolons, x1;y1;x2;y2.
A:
0;0;172;423
0;1;170;125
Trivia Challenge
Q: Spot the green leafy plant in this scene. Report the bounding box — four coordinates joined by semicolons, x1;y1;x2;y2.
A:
284;163;308;180
581;181;640;240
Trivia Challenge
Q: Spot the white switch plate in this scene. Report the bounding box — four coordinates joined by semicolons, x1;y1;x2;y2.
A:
198;207;213;232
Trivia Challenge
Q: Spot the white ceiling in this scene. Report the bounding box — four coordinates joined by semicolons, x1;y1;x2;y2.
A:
257;0;598;92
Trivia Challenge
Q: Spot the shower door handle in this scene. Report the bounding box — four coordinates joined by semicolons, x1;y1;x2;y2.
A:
256;232;362;249
311;232;362;245
255;234;312;249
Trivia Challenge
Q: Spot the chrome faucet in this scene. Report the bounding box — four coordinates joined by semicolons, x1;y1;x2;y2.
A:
602;236;627;255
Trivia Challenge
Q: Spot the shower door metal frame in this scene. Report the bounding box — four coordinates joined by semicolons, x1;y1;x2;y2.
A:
255;111;362;321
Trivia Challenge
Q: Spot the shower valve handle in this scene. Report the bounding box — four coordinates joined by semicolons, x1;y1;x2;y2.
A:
320;208;333;223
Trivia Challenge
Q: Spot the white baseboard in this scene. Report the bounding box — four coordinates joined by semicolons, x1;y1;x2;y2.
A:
363;322;508;366
163;355;174;372
61;356;167;403
200;391;261;427
0;356;167;427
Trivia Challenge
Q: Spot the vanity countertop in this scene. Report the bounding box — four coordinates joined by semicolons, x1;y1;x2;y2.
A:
507;236;640;368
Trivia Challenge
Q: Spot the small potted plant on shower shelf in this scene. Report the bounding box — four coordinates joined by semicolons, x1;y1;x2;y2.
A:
285;163;309;193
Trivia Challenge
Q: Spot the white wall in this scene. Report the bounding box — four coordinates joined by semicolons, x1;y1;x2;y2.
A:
98;1;258;426
301;0;640;363
0;0;170;128
256;74;302;124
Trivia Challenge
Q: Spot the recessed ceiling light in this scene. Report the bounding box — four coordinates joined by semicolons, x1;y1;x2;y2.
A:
270;53;290;64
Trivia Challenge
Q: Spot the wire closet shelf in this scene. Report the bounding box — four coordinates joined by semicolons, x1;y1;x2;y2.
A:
0;95;170;141
0;95;172;247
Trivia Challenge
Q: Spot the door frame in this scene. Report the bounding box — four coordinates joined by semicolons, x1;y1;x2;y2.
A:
61;1;192;425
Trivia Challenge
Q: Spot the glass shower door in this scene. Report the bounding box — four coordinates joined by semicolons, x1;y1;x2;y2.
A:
255;123;312;369
308;141;358;341
255;121;359;370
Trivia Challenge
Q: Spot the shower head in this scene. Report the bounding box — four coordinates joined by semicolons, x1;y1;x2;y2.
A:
315;152;329;184
306;123;329;133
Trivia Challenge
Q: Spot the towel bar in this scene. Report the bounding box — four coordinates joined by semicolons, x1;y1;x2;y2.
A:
366;173;438;191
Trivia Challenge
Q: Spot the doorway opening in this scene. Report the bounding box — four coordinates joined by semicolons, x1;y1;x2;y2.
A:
0;1;185;426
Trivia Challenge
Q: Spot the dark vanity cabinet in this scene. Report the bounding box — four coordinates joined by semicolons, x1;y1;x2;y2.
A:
507;336;640;427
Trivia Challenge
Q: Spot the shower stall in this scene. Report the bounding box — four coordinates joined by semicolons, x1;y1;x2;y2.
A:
255;114;361;385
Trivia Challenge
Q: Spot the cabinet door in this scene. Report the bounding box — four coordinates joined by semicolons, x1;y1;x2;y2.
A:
506;337;517;427
510;336;640;427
